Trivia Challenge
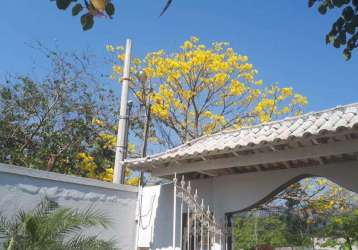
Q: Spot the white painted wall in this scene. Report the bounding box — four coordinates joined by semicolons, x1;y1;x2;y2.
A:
138;161;358;250
137;185;162;248
0;163;138;250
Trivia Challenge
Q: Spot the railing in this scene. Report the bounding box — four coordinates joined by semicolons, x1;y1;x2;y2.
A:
172;173;226;250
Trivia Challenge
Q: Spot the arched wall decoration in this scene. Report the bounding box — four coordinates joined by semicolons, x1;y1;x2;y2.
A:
225;174;315;215
187;160;358;222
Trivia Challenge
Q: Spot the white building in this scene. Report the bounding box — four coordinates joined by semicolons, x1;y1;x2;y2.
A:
125;103;358;250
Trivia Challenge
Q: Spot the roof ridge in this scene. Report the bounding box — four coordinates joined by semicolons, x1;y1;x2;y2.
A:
124;102;358;163
221;102;358;135
172;102;358;149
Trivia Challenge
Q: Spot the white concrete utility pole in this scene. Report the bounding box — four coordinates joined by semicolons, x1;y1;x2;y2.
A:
113;39;132;184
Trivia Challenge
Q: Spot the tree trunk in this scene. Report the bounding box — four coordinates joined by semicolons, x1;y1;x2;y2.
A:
47;154;56;171
346;237;353;250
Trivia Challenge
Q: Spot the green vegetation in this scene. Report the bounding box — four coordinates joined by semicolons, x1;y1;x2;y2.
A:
234;214;292;249
234;208;358;250
0;198;116;250
319;209;358;250
233;178;358;250
309;0;358;60
0;45;118;181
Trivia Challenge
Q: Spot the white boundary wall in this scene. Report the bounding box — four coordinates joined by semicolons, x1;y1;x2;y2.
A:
138;161;358;249
0;163;138;250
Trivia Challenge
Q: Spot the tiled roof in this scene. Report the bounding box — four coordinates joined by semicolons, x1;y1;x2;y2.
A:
125;103;358;169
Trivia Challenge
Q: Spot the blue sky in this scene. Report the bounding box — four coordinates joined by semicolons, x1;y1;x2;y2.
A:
1;0;357;112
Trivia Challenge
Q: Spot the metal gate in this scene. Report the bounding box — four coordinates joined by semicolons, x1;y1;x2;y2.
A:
172;174;227;250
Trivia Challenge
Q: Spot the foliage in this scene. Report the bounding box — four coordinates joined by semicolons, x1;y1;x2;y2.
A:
234;213;291;250
0;44;139;185
0;197;116;250
0;37;307;184
259;177;358;245
234;177;358;250
306;180;357;218
51;0;173;31
108;37;308;148
318;208;358;250
309;0;358;60
51;0;115;31
264;177;357;219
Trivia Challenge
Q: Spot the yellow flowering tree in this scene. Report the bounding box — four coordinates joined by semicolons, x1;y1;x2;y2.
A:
76;118;140;185
108;37;308;147
261;177;358;225
305;178;358;217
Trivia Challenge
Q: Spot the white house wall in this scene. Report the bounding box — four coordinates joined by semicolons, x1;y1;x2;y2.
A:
139;162;358;249
211;161;358;222
0;163;138;250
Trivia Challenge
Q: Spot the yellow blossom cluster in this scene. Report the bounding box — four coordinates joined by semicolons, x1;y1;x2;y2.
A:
251;84;307;123
293;93;308;106
92;118;105;127
77;152;97;178
100;168;114;182
301;177;354;216
112;65;122;74
229;80;246;96
108;37;308;141
124;168;140;186
77;152;112;182
126;175;140;186
76;150;138;184
98;133;116;149
78;115;139;184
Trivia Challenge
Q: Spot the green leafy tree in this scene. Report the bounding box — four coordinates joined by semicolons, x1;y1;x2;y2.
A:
0;198;116;250
0;44;141;184
260;181;319;245
234;213;290;250
309;0;358;60
0;45;119;180
318;208;358;250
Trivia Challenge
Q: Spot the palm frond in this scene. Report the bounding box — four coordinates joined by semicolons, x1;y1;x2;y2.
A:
41;205;110;242
32;197;59;218
0;215;8;235
0;198;116;250
65;233;117;250
0;215;12;242
73;205;111;229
